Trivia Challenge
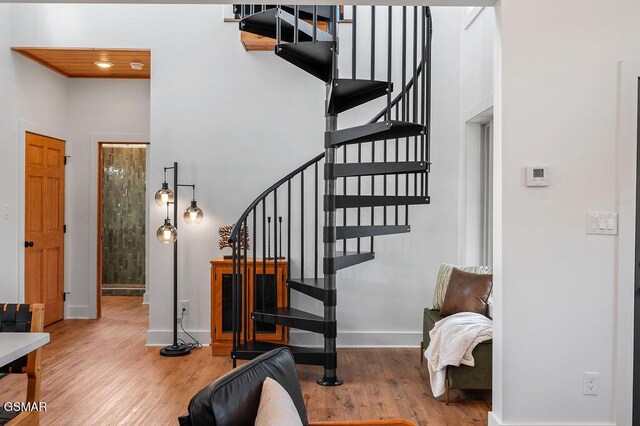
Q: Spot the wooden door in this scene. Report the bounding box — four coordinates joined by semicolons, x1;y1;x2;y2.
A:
212;264;245;344
249;263;287;342
25;132;65;326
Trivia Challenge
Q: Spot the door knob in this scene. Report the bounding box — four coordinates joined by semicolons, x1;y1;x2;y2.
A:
24;241;34;248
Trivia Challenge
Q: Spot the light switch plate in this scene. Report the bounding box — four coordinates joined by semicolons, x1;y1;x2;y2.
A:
586;212;618;235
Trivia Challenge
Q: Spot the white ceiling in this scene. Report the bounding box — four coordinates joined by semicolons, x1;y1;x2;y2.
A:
0;1;496;6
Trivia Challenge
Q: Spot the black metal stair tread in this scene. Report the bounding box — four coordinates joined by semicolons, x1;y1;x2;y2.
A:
281;5;333;21
234;341;325;365
275;41;333;83
324;251;375;274
288;278;334;304
325;120;426;147
288;277;325;289
254;307;324;322
240;8;331;43
335;225;411;240
253;307;332;336
234;5;332;21
327;79;393;114
326;160;428;178
331;195;430;209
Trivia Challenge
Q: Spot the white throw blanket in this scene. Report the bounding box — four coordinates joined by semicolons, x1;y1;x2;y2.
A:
424;312;493;397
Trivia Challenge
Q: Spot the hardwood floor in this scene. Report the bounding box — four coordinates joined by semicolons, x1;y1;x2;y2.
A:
0;296;490;425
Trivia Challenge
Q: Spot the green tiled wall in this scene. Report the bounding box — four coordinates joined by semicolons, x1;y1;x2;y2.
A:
101;146;146;286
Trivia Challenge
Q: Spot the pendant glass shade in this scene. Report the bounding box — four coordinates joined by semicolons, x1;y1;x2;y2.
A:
155;182;175;206
183;201;204;225
156;219;178;243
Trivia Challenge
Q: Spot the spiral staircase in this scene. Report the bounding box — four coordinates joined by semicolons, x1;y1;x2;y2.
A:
228;4;432;386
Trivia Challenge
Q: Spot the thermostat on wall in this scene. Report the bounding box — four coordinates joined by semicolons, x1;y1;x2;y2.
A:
526;166;549;187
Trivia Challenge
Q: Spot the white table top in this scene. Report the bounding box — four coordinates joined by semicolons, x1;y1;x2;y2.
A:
0;333;50;367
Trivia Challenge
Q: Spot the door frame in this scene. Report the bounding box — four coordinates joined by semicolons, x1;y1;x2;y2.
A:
17;121;68;308
90;134;150;319
615;60;640;426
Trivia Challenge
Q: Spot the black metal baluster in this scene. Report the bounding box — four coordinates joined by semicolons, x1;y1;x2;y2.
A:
371;6;375;80
313;6;318;42
294;6;299;43
342;145;347;252
300;170;304;277
273;189;278;314
287;180;291;305
402;6;409;225
243;217;248;346
413;6;419;197
421;7;426;198
232;237;237;366
276;5;281;46
241;4;246;19
371;141;375;250
262;199;266;314
252;207;257;342
426;9;432;198
387;6;392;119
395;105;399;225
314;162;319;280
383;139;388;225
352;6;356;79
357;142;361;253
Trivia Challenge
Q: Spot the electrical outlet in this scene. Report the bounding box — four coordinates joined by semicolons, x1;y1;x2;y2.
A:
180;300;189;316
583;372;599;396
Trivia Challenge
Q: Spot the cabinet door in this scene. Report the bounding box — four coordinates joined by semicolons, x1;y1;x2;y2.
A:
213;265;244;343
249;264;286;342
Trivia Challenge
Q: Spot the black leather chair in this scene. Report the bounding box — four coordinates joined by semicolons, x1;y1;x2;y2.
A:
0;303;45;426
179;347;308;426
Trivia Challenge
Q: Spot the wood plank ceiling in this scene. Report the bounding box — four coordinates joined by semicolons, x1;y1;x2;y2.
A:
11;48;151;79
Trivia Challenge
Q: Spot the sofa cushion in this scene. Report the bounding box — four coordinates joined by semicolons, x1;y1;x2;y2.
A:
432;264;492;310
255;378;303;426
440;268;493;317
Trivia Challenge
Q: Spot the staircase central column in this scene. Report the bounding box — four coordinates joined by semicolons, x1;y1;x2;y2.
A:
318;4;342;387
319;111;341;386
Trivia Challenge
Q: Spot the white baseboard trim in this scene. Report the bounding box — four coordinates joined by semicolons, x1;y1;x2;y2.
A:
65;305;93;319
146;329;211;346
488;412;614;426
290;331;422;348
142;292;149;305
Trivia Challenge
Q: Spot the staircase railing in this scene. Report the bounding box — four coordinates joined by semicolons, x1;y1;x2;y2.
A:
228;5;432;366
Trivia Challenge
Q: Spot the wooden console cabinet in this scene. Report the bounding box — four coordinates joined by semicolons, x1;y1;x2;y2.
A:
210;258;288;356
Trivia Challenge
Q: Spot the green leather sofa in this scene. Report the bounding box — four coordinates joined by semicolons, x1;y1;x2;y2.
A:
421;308;492;404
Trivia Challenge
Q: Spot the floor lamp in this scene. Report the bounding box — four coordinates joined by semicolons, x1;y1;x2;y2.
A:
155;162;204;357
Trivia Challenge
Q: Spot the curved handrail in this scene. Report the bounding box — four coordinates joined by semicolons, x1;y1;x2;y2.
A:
229;152;325;240
229;6;432;244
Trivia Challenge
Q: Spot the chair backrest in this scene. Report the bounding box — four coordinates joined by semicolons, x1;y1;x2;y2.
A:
179;347;309;426
0;304;44;374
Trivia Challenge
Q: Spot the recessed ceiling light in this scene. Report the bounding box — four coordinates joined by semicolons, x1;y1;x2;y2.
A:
94;61;113;69
130;62;144;71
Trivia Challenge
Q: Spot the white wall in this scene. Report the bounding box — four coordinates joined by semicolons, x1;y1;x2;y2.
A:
492;0;640;424
0;14;69;302
459;7;494;265
4;4;464;348
66;79;150;318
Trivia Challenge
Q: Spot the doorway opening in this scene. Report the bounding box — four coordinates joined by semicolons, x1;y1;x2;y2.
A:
463;109;494;267
97;143;148;316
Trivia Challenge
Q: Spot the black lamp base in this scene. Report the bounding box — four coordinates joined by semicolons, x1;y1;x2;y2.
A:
160;343;192;357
